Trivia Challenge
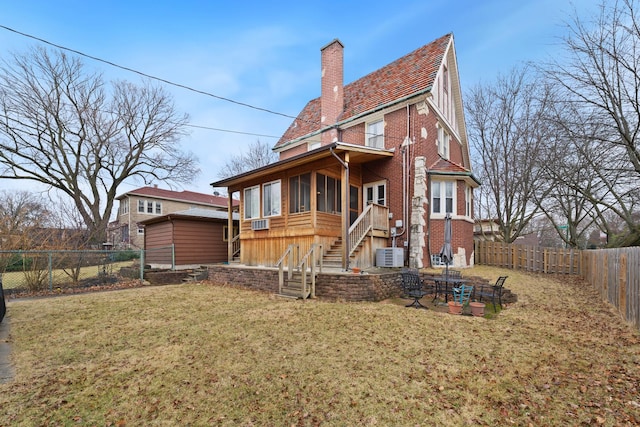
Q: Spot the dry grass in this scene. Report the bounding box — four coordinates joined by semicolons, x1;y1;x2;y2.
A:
0;266;639;426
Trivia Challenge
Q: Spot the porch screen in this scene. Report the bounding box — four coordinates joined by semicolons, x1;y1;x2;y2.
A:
289;173;311;213
316;173;341;214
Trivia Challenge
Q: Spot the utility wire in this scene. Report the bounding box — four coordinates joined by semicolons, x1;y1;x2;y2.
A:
0;24;408;145
0;24;298;121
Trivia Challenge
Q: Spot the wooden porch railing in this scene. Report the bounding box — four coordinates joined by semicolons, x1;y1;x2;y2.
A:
277;244;299;295
231;234;240;259
348;203;388;257
297;243;323;298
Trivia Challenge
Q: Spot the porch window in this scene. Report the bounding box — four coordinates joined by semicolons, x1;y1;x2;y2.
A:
465;185;473;218
432;181;455;215
289;173;311;214
317;174;342;214
244;185;260;219
262;180;281;217
366;119;384;149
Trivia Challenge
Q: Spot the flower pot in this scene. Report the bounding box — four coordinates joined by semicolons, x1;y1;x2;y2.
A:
352;267;361;274
447;301;463;315
470;301;485;317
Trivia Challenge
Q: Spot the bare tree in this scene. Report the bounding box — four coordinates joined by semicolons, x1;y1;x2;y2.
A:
217;140;278;179
0;47;199;245
0;190;50;251
466;67;553;243
542;0;640;245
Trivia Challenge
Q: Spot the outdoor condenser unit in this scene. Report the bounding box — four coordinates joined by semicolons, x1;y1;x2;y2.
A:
376;248;404;268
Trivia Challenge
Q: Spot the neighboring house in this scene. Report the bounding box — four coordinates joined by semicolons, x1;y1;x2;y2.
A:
109;185;237;249
211;33;479;270
139;208;240;268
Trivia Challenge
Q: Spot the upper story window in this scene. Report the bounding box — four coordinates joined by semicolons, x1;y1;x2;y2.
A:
137;199;162;215
120;199;129;215
289;173;311;214
262;180;281;217
437;123;450;159
244;186;260;219
432;180;455;215
366;119;384;149
317;173;341;214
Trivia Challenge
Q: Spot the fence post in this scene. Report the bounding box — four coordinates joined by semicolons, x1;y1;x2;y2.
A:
48;251;53;291
139;249;145;284
171;244;176;270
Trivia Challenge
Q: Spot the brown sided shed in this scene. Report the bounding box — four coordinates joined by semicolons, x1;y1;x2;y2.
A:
140;208;239;268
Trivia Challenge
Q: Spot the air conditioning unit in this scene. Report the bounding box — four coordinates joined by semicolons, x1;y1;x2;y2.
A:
376;248;404;268
251;218;270;230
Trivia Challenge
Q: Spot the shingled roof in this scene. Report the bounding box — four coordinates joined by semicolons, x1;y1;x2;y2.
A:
116;186;238;207
275;33;452;148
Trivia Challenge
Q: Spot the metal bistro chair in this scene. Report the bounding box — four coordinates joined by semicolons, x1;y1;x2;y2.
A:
475;276;508;312
401;270;428;309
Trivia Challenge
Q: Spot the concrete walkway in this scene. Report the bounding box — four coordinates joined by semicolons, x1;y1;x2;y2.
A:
0;316;14;383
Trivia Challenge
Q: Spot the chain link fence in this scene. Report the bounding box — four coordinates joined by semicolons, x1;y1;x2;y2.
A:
0;249;145;297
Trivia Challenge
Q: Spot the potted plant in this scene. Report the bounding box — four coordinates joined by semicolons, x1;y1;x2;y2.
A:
469;301;485;317
449;284;473;315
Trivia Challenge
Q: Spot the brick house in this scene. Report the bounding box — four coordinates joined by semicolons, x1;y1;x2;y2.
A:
211;33;479;270
110;186;237;249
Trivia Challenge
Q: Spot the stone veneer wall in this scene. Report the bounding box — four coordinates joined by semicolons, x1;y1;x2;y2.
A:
207;266;404;302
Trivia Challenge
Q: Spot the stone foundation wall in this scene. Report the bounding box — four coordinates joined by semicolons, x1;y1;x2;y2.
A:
207;266;403;302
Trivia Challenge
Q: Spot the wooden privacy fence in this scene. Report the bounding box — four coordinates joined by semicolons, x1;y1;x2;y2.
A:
474;241;582;274
475;241;640;330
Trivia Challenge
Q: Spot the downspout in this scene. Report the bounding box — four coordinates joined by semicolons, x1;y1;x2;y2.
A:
394;103;409;244
330;144;350;271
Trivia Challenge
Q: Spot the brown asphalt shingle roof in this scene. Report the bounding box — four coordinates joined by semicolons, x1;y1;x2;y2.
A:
276;33;452;148
117;186;238;207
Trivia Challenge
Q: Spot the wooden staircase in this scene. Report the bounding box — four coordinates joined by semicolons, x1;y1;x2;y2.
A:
323;238;363;269
279;271;313;298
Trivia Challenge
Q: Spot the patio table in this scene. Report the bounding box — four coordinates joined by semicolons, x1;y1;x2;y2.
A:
432;276;470;303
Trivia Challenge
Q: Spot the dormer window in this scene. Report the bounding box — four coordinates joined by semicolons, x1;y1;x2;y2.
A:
366;119;384;149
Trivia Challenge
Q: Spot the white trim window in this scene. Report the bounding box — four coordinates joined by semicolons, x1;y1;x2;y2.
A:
432;180;455;215
465;185;473;218
437;123;450;159
364;181;386;207
244;185;260;219
366;119;384;149
262;180;281;217
120;199;129;215
137;199;161;215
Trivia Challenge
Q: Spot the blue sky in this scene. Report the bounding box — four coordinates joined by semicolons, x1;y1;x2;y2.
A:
0;0;599;198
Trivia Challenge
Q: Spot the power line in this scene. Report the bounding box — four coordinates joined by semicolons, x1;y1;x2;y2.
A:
0;24;298;121
0;24;409;145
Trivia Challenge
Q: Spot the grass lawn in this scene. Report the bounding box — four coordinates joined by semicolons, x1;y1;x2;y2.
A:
0;266;639;426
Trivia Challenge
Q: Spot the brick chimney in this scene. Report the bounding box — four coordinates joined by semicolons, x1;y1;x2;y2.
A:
320;39;344;145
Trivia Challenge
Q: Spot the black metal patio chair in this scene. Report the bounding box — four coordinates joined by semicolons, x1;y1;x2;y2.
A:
401;269;428;309
475;276;508;312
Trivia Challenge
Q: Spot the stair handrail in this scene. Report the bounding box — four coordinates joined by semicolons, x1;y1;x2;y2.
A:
297;244;323;298
348;203;374;257
231;233;241;259
277;244;299;295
